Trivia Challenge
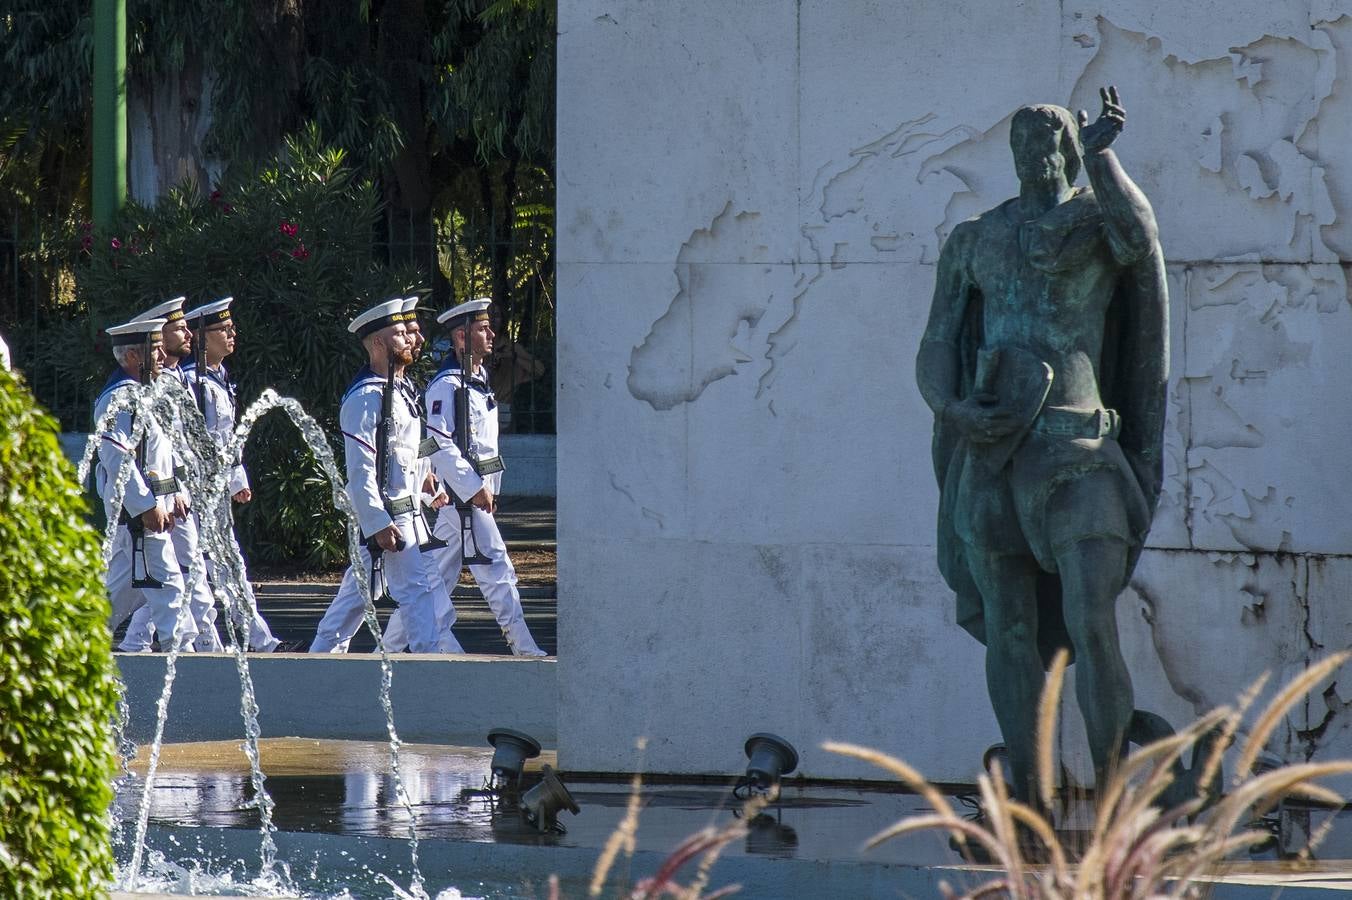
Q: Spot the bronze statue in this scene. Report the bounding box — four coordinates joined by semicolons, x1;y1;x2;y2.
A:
916;87;1168;802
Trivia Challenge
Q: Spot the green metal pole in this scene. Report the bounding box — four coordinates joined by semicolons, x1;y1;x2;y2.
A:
92;0;127;229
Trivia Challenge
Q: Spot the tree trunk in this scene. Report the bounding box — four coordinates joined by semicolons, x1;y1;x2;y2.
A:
378;0;432;214
128;62;220;202
482;155;518;313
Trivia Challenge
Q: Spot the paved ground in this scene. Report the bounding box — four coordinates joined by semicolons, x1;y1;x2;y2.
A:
116;496;558;655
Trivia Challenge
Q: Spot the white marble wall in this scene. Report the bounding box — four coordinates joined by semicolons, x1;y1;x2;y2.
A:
557;0;1352;780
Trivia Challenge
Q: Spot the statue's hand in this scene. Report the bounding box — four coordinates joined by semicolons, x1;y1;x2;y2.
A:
945;399;1021;444
1077;85;1125;155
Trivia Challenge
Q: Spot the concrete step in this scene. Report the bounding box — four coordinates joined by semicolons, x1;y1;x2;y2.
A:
245;580;557;655
252;583;556;601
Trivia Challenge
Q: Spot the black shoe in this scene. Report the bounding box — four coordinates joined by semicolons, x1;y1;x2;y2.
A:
270;639;309;653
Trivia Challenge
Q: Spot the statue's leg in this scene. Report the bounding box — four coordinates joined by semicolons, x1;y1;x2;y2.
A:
966;548;1043;803
1056;535;1134;792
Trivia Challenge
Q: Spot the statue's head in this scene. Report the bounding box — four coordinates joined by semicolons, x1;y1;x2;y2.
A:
1010;104;1081;187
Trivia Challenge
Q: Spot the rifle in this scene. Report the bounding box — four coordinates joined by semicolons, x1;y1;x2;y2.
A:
367;362;405;605
410;376;448;553
193;319;207;414
128;335;164;589
454;345;492;566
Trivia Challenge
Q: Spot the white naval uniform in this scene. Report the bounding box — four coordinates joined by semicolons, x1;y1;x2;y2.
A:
390;355;544;656
308;366;452;653
95;370;194;651
120;363;223;652
189;360;279;651
321;374;464;654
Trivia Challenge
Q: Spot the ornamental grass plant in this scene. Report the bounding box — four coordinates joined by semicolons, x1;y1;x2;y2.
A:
827;650;1352;899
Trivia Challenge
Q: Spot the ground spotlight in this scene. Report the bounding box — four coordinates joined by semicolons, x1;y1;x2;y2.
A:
486;727;542;794
736;733;799;798
520;764;580;834
745;811;799;858
981;743;1009;780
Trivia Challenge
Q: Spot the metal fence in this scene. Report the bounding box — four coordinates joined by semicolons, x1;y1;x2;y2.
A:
0;210;90;430
0;206;555;435
380;205;555;435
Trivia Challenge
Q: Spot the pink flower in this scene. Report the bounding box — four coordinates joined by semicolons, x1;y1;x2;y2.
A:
209;189;222;202
279;220;298;237
291;244;310;260
110;238;122;250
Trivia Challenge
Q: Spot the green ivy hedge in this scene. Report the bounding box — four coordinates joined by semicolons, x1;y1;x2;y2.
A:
65;129;419;567
0;366;120;897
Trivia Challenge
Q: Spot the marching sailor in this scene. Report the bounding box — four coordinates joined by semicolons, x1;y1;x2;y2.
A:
115;297;221;651
357;296;465;652
96;316;196;651
307;297;461;653
308;297;455;653
423;297;547;656
181;296;284;651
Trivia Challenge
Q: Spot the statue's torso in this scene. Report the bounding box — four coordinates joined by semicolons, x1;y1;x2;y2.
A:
965;191;1123;410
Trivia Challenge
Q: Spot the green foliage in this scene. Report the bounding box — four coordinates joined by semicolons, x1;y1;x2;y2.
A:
0;1;92;245
0;0;555;205
0;0;91;134
67;130;417;566
0;366;120;898
1;0;558;433
429;0;556;165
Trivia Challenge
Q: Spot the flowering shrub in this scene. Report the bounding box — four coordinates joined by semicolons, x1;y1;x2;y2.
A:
66;129;419;566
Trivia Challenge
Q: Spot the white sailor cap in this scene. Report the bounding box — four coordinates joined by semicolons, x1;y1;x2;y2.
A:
348;296;415;338
436;297;491;328
184;296;234;327
106;317;168;347
402;295;422;314
133;295;187;323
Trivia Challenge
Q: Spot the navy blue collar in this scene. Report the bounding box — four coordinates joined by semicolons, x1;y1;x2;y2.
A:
342;364;390;404
97;368;139;402
436;350;461;375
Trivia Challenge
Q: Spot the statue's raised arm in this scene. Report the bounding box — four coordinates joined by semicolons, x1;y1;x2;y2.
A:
1078;85;1159;264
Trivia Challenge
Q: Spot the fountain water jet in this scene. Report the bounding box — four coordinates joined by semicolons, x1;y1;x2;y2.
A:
81;378;211;886
89;378;433;897
231;389;431;899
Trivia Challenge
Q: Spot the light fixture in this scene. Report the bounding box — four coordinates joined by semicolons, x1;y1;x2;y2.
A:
737;733;799;798
520;764;580;834
486;727;542;794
